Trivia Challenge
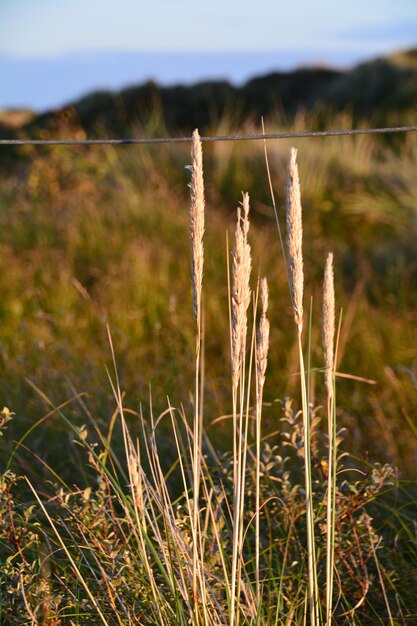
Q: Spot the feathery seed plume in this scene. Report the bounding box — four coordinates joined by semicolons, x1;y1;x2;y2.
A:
231;193;252;389
189;129;205;321
286;148;304;332
322;252;335;398
257;277;270;397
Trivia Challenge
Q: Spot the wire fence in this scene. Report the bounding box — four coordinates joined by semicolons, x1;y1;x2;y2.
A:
1;124;417;146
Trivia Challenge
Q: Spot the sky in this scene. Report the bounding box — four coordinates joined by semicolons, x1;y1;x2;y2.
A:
1;0;417;111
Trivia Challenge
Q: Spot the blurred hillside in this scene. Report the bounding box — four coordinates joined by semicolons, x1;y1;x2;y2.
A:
0;47;417;480
1;47;417;140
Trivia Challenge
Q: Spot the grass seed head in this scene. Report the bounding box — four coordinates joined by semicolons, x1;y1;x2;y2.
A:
257;277;270;397
286;147;304;332
189;129;205;321
231;193;252;389
323;252;335;397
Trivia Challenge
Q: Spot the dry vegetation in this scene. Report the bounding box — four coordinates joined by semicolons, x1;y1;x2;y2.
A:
1;112;417;624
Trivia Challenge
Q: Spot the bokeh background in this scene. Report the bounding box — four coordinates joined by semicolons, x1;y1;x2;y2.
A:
1;1;417;480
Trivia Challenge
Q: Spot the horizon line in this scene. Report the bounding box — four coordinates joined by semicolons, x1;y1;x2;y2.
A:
2;44;414;60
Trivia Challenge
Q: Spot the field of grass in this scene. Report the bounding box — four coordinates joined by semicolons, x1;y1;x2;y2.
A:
1;111;417;623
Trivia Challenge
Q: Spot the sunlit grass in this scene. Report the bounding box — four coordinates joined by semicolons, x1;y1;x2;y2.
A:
1;114;417;476
1;116;417;623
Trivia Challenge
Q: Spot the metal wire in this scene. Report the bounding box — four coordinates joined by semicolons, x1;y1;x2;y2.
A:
0;125;417;146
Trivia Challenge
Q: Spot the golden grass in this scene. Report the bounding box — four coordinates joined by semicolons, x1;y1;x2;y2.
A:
1;118;417;624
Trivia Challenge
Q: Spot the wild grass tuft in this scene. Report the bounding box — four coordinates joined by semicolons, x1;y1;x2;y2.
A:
1;125;417;625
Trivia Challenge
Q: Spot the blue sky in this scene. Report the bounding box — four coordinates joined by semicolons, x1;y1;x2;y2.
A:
1;0;417;110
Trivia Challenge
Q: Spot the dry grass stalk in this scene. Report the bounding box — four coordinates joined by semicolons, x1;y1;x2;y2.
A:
323;251;336;625
286;148;318;624
255;276;270;603
230;193;252;626
189;128;205;322
323;252;335;398
231;193;252;390
188;128;206;617
286;147;304;332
